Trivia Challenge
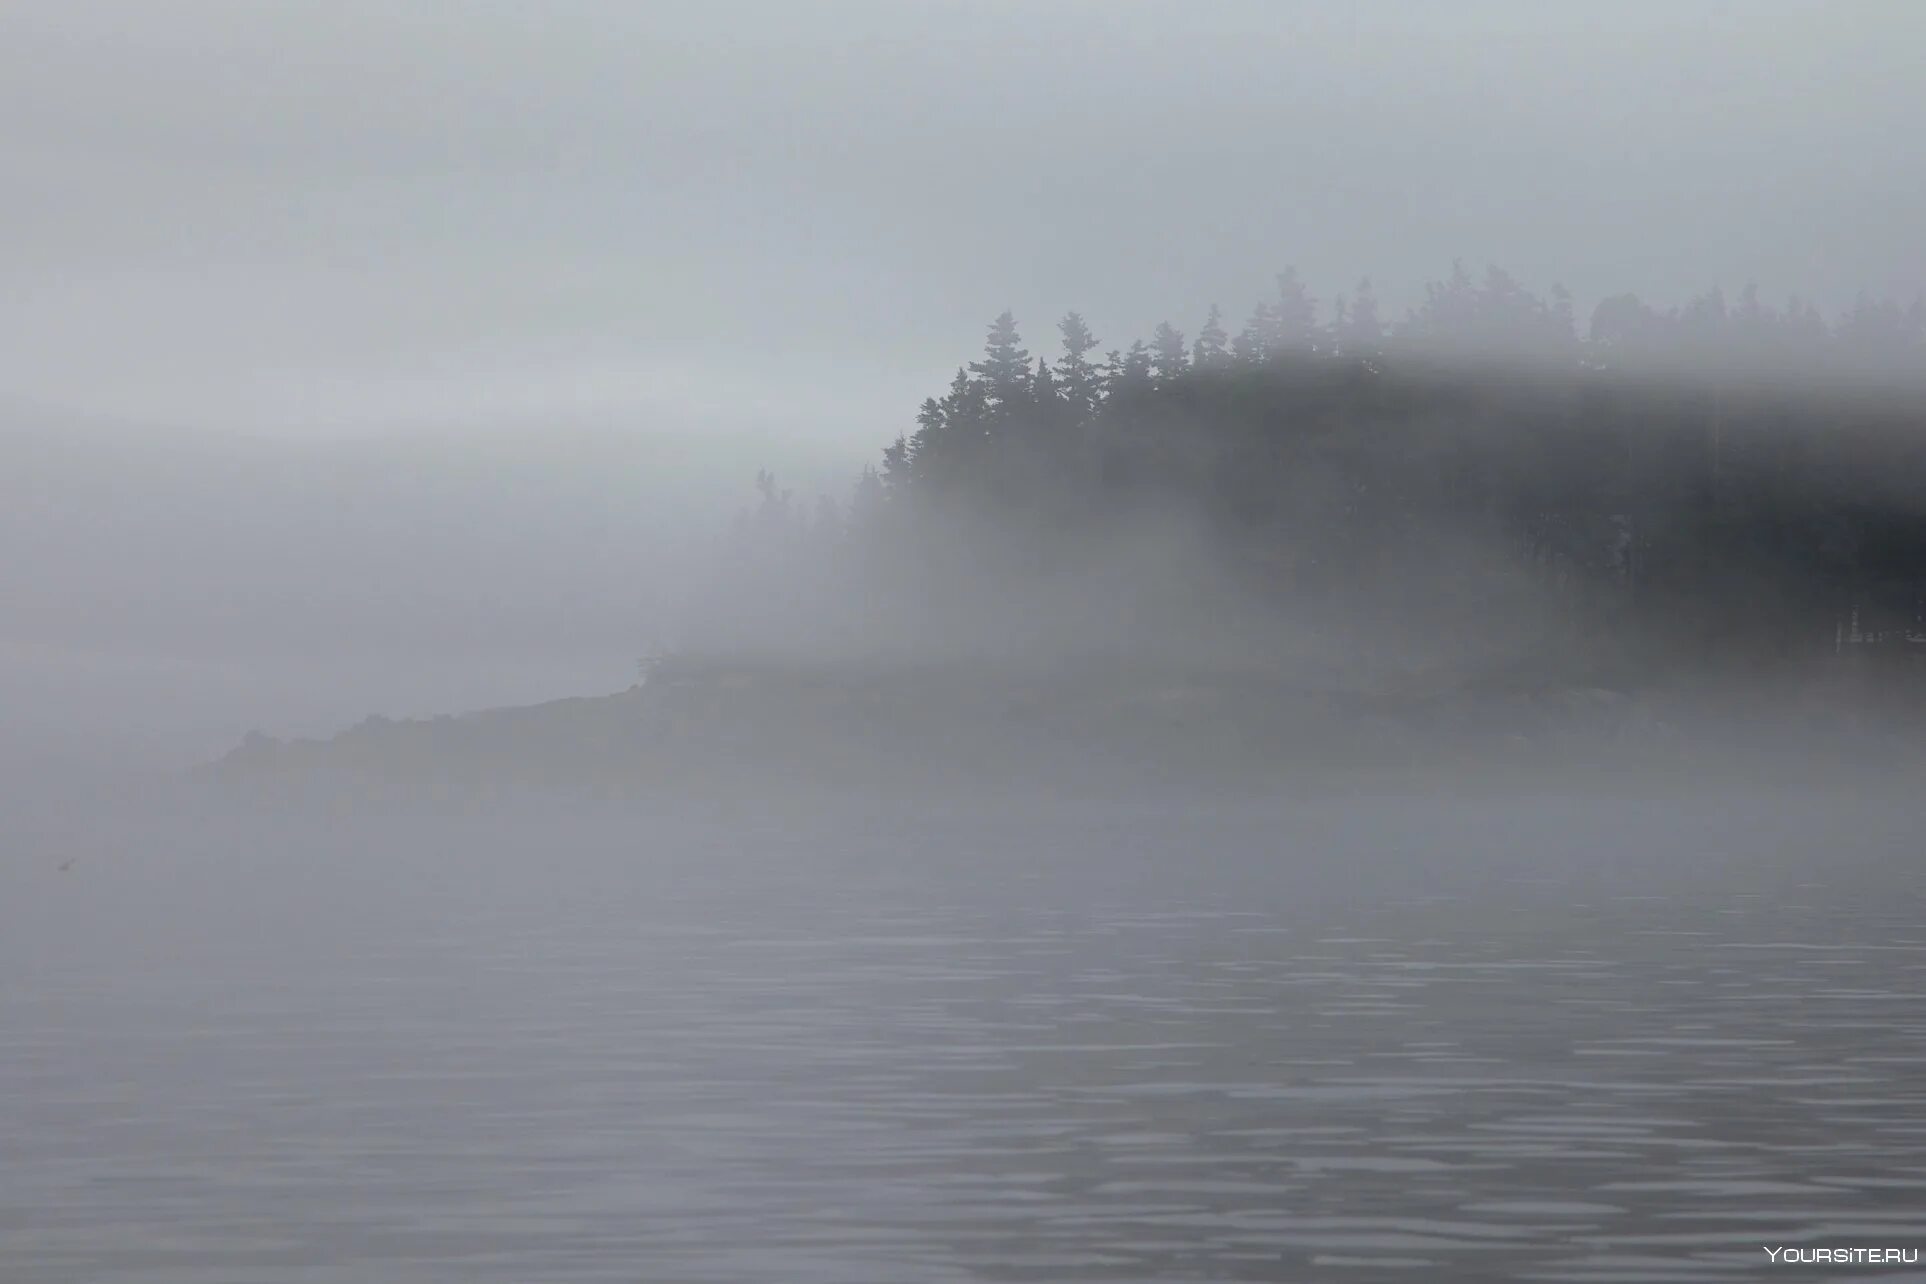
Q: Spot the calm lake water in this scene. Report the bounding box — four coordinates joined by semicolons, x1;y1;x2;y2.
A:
4;787;1924;1281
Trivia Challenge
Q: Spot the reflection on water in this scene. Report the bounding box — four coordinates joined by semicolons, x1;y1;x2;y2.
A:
3;796;1924;1281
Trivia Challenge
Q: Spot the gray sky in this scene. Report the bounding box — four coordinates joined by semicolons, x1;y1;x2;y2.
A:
3;1;1922;445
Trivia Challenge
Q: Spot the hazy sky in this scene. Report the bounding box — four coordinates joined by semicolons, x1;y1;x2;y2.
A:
4;1;1922;444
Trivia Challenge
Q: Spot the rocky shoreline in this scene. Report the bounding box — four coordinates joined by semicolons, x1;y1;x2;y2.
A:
206;654;1926;800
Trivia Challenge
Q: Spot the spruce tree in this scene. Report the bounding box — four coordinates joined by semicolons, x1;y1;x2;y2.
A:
1193;304;1231;369
1273;267;1317;349
1055;312;1104;425
1150;322;1190;381
849;463;888;529
1547;283;1577;349
1106;340;1154;393
879;436;913;489
1235;301;1278;363
969;311;1032;409
1031;355;1059;403
1344;277;1382;353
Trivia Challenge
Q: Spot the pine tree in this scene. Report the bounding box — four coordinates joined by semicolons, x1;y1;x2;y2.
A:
969;311;1032;409
1235;301;1278;363
1055;312;1104;424
1150;322;1190;381
902;397;944;481
1031;355;1059;403
1105;341;1154;394
1404;260;1480;348
849;463;888;531
1344;277;1382;353
751;469;797;547
1192;304;1230;369
905;369;988;488
1588;293;1665;359
1547;283;1576;349
1677;287;1729;360
1474;265;1556;352
1273;267;1317;349
1836;292;1926;368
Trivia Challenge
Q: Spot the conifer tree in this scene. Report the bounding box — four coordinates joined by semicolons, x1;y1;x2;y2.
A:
1031;355;1058;402
1192;304;1231;369
1547;283;1577;349
902;397;944;482
1106;340;1154;392
1404;260;1481;347
1273;267;1317;349
848;463;889;532
969;311;1032;409
1234;301;1278;363
1149;322;1190;381
1344;277;1382;353
1055;312;1104;424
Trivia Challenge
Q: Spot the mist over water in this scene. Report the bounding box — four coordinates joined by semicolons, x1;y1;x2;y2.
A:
7;3;1926;1281
0;418;856;770
5;789;1924;1282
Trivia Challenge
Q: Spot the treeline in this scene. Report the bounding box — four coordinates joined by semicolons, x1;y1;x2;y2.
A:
720;265;1926;677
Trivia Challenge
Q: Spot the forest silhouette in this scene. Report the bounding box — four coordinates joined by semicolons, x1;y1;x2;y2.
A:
709;264;1926;683
218;265;1926;791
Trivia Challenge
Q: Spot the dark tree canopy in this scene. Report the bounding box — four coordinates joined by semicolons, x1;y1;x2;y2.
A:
731;264;1926;685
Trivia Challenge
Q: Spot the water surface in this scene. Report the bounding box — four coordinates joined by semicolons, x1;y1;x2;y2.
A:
4;790;1922;1281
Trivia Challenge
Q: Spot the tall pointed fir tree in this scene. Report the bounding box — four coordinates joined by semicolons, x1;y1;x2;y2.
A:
1547;283;1577;351
1106;340;1154;394
1273;267;1317;350
1345;277;1382;354
1235;300;1278;363
1192;304;1231;369
1403;260;1480;348
889;400;935;486
907;367;988;489
1030;355;1058;402
969;311;1033;412
1149;322;1190;381
1328;277;1381;356
850;463;888;527
1055;312;1104;426
1026;354;1073;488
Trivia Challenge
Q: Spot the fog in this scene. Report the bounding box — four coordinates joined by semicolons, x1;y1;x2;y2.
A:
6;4;1926;1282
4;3;1923;437
7;767;1925;1281
1;412;859;769
6;0;1922;767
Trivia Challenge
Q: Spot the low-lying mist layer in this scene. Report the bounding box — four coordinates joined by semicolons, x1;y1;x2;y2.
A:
220;266;1926;793
688;267;1926;685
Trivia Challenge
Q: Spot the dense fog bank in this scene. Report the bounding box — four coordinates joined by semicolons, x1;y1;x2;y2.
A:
0;412;855;769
